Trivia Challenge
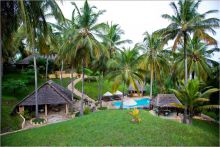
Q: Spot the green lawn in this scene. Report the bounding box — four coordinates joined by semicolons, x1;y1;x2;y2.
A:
1;110;219;146
2;71;73;133
75;80;126;100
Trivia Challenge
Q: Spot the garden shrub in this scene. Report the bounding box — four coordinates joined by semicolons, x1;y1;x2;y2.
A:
32;118;45;124
75;112;80;117
22;110;34;120
84;107;91;115
129;108;141;123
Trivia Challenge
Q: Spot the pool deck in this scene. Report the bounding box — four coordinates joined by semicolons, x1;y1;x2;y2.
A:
102;96;151;109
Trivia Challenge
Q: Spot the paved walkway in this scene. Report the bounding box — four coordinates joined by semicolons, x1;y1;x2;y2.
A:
149;110;182;123
67;78;96;103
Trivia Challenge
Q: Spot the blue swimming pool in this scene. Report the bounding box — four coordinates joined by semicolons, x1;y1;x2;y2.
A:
113;98;150;109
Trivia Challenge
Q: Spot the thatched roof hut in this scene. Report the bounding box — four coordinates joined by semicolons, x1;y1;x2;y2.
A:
16;54;40;65
128;81;145;92
12;80;79;115
15;80;74;107
16;54;56;65
152;94;182;108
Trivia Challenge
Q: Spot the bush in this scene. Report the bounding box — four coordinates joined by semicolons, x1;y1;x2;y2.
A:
75;112;80;117
3;79;28;96
129;108;141;123
98;107;107;110
84;107;91;115
202;110;219;121
32;118;45;124
22;110;34;120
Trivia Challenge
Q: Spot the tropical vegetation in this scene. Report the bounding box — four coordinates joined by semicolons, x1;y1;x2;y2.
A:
1;0;220;145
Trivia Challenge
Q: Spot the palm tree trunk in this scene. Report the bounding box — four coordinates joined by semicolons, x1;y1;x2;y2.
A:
45;56;49;81
98;74;101;107
60;60;63;86
183;31;188;124
80;59;85;116
184;32;188;85
71;65;74;101
34;54;38;118
120;81;125;109
150;64;154;99
100;72;103;108
0;52;2;108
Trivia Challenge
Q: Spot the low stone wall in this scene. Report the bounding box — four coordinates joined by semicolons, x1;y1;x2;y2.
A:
19;113;26;129
49;71;82;79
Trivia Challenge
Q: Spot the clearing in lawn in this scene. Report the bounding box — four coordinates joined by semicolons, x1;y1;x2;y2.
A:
1;110;219;146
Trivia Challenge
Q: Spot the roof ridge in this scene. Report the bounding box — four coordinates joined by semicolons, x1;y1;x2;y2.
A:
48;81;72;103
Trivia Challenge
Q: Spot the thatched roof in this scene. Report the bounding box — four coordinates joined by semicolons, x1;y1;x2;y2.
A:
128;81;145;91
16;54;40;65
15;80;74;106
152;94;182;108
16;54;56;65
114;90;123;95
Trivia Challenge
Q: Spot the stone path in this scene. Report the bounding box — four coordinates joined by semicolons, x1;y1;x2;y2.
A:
149;110;182;123
67;78;96;104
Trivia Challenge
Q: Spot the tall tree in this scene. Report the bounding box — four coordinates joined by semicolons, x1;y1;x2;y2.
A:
107;47;144;109
158;0;219;85
18;0;64;118
175;37;220;81
100;22;132;57
158;0;219;123
62;0;107;116
139;31;169;99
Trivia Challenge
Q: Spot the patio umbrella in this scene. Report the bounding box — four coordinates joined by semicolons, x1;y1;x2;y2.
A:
103;91;113;96
123;99;137;106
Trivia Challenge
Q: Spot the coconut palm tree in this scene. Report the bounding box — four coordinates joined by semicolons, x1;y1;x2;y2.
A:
158;0;219;123
62;0;107;116
18;0;64;118
107;47;144;109
175;37;220;81
100;22;132;57
170;79;219;125
139;31;169;99
158;0;220;85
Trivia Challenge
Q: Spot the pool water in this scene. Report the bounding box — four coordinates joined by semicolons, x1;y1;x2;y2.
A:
113;98;150;109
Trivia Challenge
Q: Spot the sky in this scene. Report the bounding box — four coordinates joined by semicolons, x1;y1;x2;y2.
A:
56;0;220;61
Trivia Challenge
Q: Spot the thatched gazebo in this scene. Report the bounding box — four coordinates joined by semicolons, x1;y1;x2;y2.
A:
150;94;182;115
13;80;76;116
15;54;56;69
15;54;40;68
113;90;123;100
128;81;146;96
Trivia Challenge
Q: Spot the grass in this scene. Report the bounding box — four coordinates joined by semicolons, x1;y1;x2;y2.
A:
2;71;73;133
1;110;219;146
75;79;126;100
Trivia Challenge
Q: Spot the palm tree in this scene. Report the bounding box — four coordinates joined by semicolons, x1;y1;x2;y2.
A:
159;0;220;85
170;79;219;125
18;0;64;118
91;56;107;107
139;31;169;99
62;0;107;116
175;37;220;81
100;22;132;57
107;47;144;109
